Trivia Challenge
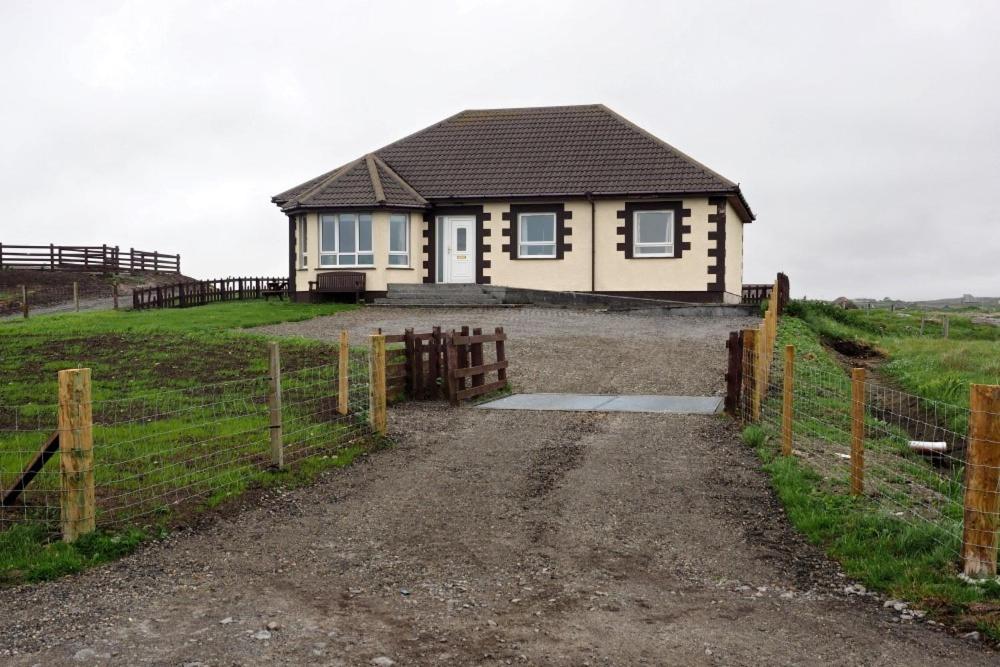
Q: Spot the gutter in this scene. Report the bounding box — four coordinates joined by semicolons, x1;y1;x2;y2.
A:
587;192;595;292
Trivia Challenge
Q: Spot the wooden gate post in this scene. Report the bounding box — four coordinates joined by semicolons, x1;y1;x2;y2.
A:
73;281;79;312
495;327;507;385
21;285;28;319
58;368;95;543
338;330;350;415
724;331;743;417
782;345;794;456
962;384;1000;577
369;334;387;434
740;329;756;421
112;280;119;310
851;367;866;496
267;342;284;469
445;331;459;406
743;329;761;422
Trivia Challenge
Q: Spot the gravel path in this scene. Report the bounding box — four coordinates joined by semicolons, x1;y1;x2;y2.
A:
0;307;994;665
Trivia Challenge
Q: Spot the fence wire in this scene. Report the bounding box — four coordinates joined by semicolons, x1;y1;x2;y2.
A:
741;340;999;566
0;282;120;318
0;346;374;542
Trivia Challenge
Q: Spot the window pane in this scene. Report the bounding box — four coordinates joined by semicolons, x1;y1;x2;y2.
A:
456;227;467;252
338;215;356;252
358;214;372;251
358;253;374;265
520;243;555;256
521;213;555;242
320;255;335;266
389;215;407;252
388;254;407;266
320;215;337;252
637;211;672;244
340;254;356;265
636;245;671;255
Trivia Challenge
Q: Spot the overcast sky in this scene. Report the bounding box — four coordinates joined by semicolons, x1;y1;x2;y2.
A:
1;0;997;300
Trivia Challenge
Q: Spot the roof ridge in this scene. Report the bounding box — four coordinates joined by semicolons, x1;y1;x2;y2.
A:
596;104;737;189
372;154;428;205
365;154;386;204
461;103;603;113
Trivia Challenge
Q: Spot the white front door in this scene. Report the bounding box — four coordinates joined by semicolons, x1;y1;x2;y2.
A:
442;216;475;283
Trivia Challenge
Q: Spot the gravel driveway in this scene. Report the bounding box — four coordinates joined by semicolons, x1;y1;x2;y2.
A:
254;306;759;395
0;307;993;665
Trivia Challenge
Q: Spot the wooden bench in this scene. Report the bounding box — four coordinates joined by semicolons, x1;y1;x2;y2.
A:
262;279;288;301
309;271;366;303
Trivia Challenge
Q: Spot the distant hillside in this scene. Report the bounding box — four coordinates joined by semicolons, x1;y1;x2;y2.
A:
850;295;1000;310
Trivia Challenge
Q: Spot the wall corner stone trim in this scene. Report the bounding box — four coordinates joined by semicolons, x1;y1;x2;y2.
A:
706;196;727;292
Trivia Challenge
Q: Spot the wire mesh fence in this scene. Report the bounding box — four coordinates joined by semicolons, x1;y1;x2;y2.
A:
0;344;375;543
0;281;120;318
740;333;1000;575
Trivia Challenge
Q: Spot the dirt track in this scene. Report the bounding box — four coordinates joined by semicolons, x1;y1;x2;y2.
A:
0;308;994;665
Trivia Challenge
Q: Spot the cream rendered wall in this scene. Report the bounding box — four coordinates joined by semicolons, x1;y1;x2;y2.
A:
592;198;713;292
482;201;593;291
723;202;744;303
293;211;424;293
481;197;722;294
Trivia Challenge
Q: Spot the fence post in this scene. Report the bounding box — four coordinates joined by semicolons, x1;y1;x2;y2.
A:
782;345;794;456
962;384;1000;577
751;329;763;422
338;330;350;415
445;331;459;406
919;317;925;335
471;327;484;388
58;368;95;543
725;331;743;417
267;342;284;469
851;367;865;496
369;334;387;435
72;281;79;312
112;280;119;310
742;329;757;421
943;316;950;339
495;327;507;385
21;285;28;319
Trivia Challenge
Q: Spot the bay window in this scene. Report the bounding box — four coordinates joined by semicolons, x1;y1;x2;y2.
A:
320;213;374;266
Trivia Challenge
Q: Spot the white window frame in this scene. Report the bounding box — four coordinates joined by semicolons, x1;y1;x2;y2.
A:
633;210;675;258
517;212;557;259
297;216;308;268
319;213;374;267
388;213;410;267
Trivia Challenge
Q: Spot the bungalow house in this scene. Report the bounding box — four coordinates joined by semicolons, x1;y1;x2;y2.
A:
272;104;754;303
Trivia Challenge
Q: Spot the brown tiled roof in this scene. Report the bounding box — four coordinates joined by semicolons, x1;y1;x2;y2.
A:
273;104;752;218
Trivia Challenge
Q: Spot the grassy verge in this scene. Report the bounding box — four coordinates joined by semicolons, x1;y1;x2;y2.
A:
0;300;372;584
788;301;1000;413
749;314;1000;640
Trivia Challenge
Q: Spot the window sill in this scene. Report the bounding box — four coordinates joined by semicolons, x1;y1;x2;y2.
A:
386;266;415;270
515;257;559;260
317;266;377;271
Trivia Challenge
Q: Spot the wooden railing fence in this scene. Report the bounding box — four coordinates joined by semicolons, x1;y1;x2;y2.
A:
0;244;180;274
132;277;287;310
377;326;509;404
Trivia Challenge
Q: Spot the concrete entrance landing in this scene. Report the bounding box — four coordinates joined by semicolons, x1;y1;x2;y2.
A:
477;393;723;414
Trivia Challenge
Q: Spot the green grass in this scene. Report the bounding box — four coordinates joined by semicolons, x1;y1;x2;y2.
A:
0;299;374;584
788;301;999;412
748;314;1000;639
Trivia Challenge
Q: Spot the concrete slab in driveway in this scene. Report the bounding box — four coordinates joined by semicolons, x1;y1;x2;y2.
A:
477;393;723;414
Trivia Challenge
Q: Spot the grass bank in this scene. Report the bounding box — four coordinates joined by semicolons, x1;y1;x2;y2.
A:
0;300;370;584
748;314;1000;640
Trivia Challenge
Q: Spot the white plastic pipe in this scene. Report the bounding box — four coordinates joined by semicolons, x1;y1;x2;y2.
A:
908;441;948;453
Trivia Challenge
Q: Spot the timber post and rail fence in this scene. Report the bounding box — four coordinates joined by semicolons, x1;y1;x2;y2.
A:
0;244;180;274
